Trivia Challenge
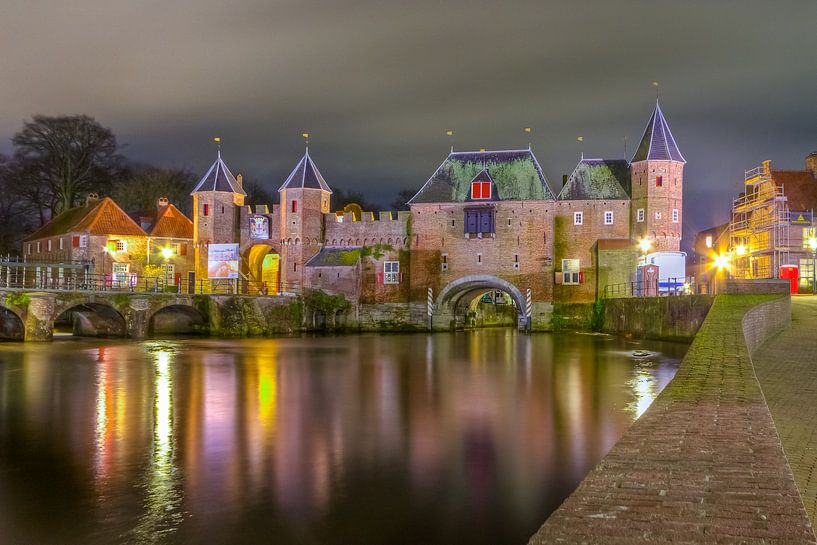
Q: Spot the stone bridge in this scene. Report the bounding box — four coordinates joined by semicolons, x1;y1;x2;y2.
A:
0;289;303;341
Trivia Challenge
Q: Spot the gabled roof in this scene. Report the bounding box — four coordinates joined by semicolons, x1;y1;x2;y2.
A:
305;247;361;267
191;151;246;195
409;148;555;204
559;159;631;200
631;101;686;163
150;203;193;239
25;197;147;241
278;149;332;193
771;170;817;212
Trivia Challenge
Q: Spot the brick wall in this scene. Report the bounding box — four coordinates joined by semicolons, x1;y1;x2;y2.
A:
742;295;791;355
630;159;683;252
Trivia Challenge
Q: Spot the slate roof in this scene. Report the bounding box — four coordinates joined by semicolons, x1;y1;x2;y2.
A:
559;159;631;200
305;247;361;267
150;203;194;239
25;197;147;241
631;101;686;163
409;149;555;204
278;149;332;192
772;170;817;212
191;151;246;195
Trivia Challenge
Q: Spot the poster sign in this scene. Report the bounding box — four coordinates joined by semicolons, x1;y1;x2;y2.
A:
249;216;270;239
790;211;813;225
208;243;240;279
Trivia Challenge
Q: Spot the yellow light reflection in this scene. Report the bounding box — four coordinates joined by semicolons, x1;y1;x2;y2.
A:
627;367;657;419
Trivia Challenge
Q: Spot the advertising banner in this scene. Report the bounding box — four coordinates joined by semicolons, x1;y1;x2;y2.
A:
208;243;240;279
791;211;813;225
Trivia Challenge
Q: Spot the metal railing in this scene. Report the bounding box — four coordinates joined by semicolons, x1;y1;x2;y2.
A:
0;270;300;297
603;277;694;299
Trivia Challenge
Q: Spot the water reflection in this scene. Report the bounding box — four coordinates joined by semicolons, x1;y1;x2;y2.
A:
0;331;685;545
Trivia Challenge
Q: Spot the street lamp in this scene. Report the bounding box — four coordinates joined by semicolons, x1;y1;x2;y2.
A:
713;253;731;272
808;236;817;295
638;237;652;255
161;246;174;260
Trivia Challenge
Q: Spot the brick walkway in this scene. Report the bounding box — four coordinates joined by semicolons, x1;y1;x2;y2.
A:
754;296;817;526
528;295;816;544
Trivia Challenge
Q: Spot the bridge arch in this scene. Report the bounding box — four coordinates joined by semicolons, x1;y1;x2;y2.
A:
0;305;24;341
54;301;127;338
436;275;526;329
148;304;208;336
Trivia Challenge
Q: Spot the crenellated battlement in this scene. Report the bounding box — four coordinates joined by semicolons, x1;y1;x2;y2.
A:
323;209;411;248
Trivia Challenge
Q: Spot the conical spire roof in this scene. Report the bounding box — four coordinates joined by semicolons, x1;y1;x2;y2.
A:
631;101;685;163
190;151;246;195
278;149;332;193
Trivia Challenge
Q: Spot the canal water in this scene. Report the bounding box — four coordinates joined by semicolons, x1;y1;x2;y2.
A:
0;330;686;545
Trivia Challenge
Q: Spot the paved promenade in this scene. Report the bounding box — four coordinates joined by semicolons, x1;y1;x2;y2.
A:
754;296;817;525
529;295;816;544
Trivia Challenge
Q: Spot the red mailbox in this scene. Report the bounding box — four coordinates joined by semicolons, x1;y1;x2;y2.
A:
637;264;659;297
779;265;798;294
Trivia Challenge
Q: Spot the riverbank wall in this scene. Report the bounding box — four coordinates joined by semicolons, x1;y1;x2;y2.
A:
528;293;816;544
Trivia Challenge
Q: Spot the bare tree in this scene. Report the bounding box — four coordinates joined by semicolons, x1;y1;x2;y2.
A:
12;114;124;215
0;156;32;254
112;165;196;217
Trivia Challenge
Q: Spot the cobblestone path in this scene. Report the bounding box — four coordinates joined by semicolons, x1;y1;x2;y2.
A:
755;296;817;526
529;295;816;544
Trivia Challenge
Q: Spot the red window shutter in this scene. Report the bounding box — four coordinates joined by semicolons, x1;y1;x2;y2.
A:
180;243;187;256
174;273;181;285
72;236;80;248
656;176;663;187
579;271;585;284
292;200;298;213
203;204;209;216
471;183;479;199
377;272;384;284
481;182;491;199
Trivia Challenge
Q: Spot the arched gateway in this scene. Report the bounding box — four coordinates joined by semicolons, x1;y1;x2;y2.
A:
435;275;527;330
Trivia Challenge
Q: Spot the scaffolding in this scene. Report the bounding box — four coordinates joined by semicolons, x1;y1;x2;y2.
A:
729;161;790;279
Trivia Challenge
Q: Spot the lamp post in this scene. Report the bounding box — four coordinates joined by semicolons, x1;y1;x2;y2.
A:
808;236;817;295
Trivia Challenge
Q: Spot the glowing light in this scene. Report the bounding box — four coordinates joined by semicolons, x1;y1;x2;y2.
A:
735;244;747;256
808;237;817;251
160;247;174;260
638;238;652;254
714;253;731;271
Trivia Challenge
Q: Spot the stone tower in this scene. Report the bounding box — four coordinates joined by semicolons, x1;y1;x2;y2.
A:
191;150;246;283
629;101;685;252
277;148;332;289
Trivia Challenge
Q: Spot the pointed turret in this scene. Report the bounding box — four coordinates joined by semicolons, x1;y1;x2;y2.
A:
629;101;685;253
278;149;332;193
631;101;685;164
191;150;247;195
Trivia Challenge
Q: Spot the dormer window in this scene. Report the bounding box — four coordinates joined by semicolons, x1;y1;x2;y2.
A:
471;181;491;200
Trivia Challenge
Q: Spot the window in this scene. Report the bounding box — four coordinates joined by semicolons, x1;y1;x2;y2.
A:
656;175;663;187
59;238;64;250
203;203;209;216
80;235;88;248
637;208;645;222
464;207;495;235
471;181;491;200
291;200;298;213
573;211;583;225
477;253;482;264
47;240;52;252
112;263;130;283
655;211;662;220
705;235;713;248
672;209;679;223
384;261;400;284
562;259;581;285
116;240;127;252
36;242;41;253
162;263;175;284
27;243;31;255
604;211;614;225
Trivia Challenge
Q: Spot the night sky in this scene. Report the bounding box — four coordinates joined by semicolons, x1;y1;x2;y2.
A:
2;0;816;243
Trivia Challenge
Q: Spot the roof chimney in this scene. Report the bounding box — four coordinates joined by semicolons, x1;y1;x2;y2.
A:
85;193;99;206
806;152;817;179
157;196;169;210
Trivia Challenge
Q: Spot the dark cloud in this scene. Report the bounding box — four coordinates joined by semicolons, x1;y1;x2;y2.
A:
2;0;817;244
